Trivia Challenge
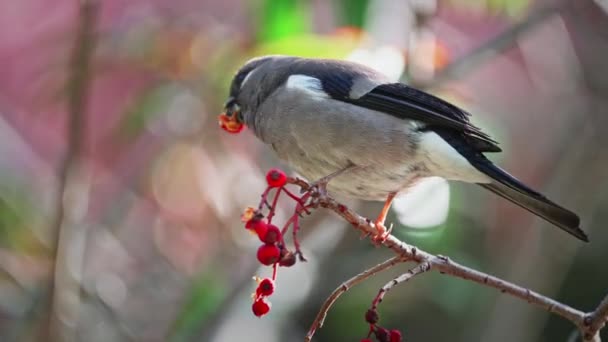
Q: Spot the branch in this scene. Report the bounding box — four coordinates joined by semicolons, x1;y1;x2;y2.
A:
371;261;432;310
583;294;608;340
304;256;406;342
44;1;99;340
285;177;605;341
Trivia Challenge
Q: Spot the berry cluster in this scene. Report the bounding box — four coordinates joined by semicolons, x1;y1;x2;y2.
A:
243;169;312;318
245;214;297;268
251;277;274;317
362;308;403;342
241;168;405;340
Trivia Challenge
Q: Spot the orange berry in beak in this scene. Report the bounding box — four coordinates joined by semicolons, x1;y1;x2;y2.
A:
218;112;244;134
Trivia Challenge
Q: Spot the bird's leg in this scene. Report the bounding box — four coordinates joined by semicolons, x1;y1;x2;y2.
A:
286;164;357;262
372;192;396;244
307;163;358;197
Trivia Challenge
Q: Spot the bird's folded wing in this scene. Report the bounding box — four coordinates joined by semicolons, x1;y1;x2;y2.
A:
322;80;501;153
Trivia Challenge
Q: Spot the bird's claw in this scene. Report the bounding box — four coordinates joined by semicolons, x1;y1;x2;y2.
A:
371;222;393;245
302;164;358;197
306;180;329;198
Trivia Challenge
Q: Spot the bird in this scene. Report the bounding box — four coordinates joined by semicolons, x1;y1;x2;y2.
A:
219;55;588;242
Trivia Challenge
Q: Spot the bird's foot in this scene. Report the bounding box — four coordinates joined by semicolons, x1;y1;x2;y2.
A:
371;221;393;245
307;179;329;198
369;192;397;245
304;163;358;198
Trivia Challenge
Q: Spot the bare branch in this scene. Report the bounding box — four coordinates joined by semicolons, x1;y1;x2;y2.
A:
43;1;99;340
430;255;585;326
304;256;406;342
281;178;607;340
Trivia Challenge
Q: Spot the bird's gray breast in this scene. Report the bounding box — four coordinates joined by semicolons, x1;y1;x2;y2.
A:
253;84;430;201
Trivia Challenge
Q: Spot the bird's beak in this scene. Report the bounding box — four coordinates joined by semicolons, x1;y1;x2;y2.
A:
218;97;244;134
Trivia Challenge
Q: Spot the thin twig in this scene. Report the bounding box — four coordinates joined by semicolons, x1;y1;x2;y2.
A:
371;261;432;309
266;188;281;223
304;256;406;342
431;254;585;325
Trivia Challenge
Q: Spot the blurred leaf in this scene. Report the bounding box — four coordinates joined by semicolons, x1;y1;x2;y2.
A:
167;271;226;342
0;188;42;253
487;0;529;17
339;0;370;28
116;85;165;138
322;294;372;340
503;0;530;17
0;197;24;249
116;83;181;138
449;0;530;18
253;34;360;59
258;0;310;42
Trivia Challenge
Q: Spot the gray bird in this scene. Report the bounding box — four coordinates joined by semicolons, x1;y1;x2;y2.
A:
221;55;587;242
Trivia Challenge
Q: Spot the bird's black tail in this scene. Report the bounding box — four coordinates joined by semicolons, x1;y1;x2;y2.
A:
474;161;587;242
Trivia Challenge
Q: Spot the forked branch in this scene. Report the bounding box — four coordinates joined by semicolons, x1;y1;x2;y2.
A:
287;177;607;342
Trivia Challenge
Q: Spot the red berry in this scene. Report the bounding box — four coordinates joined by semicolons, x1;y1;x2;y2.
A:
389;330;402;342
361;340;373;342
218;113;244;134
260;224;282;244
266;168;287;188
256;278;275;297
375;327;389;342
245;219;265;230
365;308;379;324
246;219;269;240
252;297;271;317
278;249;297;267
257;244;281;265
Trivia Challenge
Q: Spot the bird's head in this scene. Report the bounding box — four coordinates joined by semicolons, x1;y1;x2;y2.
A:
219;55;290;133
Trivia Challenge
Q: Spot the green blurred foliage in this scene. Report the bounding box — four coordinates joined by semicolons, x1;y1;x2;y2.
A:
0;197;25;249
0;187;41;254
338;0;370;27
253;34;360;59
258;0;310;42
167;270;227;342
449;0;531;17
117;85;170;138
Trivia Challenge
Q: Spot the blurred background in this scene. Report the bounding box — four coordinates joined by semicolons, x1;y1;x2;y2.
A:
1;0;608;341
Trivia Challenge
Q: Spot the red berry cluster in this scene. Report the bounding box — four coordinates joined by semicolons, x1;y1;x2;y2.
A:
241;168;406;338
362;308;403;342
246;214;296;317
244;169;310;318
252;277;273;317
245;215;296;267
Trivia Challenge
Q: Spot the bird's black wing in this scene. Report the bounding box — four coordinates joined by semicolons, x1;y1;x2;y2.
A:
347;83;500;152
